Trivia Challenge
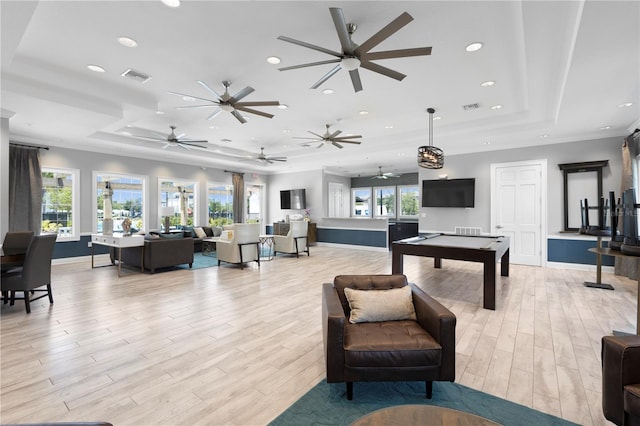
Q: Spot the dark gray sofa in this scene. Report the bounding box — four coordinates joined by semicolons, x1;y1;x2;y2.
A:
112;237;194;273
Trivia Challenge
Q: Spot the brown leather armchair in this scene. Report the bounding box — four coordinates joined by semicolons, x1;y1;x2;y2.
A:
602;335;640;426
322;274;456;400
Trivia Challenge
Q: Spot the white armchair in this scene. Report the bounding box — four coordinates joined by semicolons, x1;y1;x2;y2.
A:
216;223;260;269
274;220;309;258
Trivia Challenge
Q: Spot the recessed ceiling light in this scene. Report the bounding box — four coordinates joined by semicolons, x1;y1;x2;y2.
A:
481;80;495;87
490;104;503;110
117;36;138;48
359;110;369;115
433;116;442;120
161;0;180;7
267;56;281;65
282;129;290;133
384;125;393;129
466;42;483;52
156;111;165;115
599;125;612;130
618;102;633;108
277;104;288;109
483;141;491;145
539;134;549;139
322;89;334;94
87;64;105;73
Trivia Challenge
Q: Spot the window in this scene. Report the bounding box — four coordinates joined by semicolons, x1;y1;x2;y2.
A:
41;167;79;241
352;188;371;217
95;172;146;233
373;186;395;217
208;183;234;226
246;184;263;224
159;180;197;227
398;185;419;218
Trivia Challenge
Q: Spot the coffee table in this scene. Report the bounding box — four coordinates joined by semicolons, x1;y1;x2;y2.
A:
350;405;501;426
259;234;275;261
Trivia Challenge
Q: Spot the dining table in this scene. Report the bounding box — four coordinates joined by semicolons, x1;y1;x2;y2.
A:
1;247;27;270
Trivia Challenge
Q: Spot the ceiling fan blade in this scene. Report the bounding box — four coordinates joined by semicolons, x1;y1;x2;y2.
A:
196;80;222;100
267;157;287;162
178;140;208;145
183;143;208;149
310;65;342;89
333;139;361;145
329;130;342;138
349;69;363;92
333;135;363;140
161;143;171;149
277;35;343;58
230;86;255;103
235;101;280;107
167;91;217;104
294;137;323;141
364;47;432;61
279;59;341;71
231;110;247;124
330;7;354;54
176;104;218;109
207;108;223;120
234;106;274;119
332;142;344;149
316;142;325;149
354;12;413;55
129;134;164;142
308;131;325;138
360;61;406;81
175;133;186;139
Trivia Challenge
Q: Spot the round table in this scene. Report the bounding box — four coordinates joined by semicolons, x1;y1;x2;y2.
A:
350;405;501;426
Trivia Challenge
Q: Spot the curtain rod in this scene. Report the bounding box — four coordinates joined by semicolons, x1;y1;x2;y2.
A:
10;142;49;150
224;170;244;175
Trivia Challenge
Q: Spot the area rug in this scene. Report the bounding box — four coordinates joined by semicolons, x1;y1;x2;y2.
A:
269;380;578;426
175;252;218;270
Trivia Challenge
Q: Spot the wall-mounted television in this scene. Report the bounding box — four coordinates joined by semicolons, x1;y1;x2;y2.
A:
280;188;307;210
422;178;475;208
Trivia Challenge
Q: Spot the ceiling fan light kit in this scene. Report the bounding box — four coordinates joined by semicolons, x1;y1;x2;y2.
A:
418;108;444;169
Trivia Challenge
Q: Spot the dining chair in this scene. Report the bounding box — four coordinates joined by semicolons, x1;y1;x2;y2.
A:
1;231;34;271
1;233;57;313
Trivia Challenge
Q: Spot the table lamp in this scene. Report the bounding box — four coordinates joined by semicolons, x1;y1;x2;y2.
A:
160;206;175;233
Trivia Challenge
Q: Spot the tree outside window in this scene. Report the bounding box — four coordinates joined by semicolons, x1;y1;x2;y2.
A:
96;173;144;232
41;168;78;239
208;184;233;226
398;185;419;217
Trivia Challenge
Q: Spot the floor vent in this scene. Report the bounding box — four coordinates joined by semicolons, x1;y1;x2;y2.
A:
462;103;480;110
121;68;152;83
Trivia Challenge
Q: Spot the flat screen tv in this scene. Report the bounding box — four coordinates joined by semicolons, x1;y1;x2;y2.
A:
280;188;307;210
422;178;475;208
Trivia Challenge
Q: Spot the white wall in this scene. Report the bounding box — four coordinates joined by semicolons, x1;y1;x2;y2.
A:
418;136;623;235
267;170;322;225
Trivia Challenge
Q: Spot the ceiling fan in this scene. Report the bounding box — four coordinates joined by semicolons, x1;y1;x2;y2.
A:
126;125;208;150
168;81;280;124
295;124;362;149
277;7;432;92
371;166;399;179
247;147;287;164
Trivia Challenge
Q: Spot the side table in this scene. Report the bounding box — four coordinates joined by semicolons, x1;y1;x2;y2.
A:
202;238;218;257
259;234;275;261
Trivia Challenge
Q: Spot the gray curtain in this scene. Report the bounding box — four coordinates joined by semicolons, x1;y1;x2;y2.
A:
615;133;639;279
232;172;244;223
8;146;42;233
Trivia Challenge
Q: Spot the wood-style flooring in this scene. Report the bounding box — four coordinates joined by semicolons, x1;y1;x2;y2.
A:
1;245;637;425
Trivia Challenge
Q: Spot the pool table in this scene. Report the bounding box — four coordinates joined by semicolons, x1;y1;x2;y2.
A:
391;233;510;310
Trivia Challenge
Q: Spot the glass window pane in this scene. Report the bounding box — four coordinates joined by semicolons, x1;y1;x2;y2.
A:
399;185;419;217
208;184;234;226
160;181;196;227
352;188;371;217
374;187;395;217
97;174;144;232
42;168;77;238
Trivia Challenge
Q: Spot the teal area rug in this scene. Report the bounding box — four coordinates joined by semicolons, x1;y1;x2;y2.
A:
176;252;217;270
269;380;578;426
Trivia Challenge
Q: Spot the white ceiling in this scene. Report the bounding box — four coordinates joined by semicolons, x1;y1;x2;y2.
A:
1;1;638;177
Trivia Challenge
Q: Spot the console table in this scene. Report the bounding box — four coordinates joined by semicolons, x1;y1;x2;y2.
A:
91;234;144;277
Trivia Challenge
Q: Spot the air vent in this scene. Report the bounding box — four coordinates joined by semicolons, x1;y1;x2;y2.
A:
462;103;480;110
121;68;151;83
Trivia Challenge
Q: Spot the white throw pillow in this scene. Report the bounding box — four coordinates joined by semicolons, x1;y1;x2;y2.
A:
344;286;417;324
193;227;207;238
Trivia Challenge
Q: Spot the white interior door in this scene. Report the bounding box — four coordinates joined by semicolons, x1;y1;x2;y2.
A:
491;160;546;266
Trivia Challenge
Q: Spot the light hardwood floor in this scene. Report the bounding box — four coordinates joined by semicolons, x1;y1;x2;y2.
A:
1;245;637;425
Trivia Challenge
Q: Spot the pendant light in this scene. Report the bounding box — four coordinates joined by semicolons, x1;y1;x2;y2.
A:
417;108;444;169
